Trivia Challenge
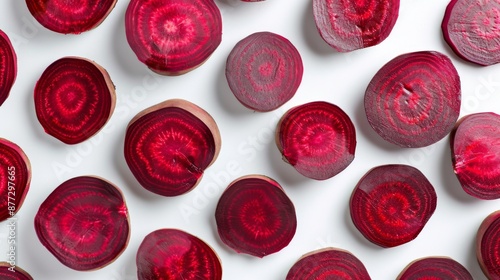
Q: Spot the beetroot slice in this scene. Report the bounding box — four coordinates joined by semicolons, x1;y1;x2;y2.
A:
25;0;117;34
0;138;31;222
215;175;297;257
350;164;437;248
451;112;500;200
286;248;371;280
137;228;222;280
477;211;500;279
125;0;222;75
397;257;472;280
225;32;303;112
276;101;356;180
34;57;116;145
125;99;221;196
0;263;33;280
34;176;130;271
0;30;16;107
365;51;461;148
312;0;399;52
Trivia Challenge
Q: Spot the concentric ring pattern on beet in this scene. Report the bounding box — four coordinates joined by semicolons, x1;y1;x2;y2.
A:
477;211;500;279
397;257;473;280
0;30;17;107
0;262;33;280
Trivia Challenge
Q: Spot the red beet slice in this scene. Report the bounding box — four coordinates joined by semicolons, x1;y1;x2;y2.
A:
137;228;222;280
34;57;116;145
0;263;33;280
125;0;222;75
451;112;500;200
0;30;16;107
350;164;437;248
25;0;117;34
286;248;371;280
34;176;130;271
312;0;399;52
397;257;473;280
477;211;500;279
276;101;356;180
125;99;221;196
365;51;461;148
225;32;303;112
215;175;296;257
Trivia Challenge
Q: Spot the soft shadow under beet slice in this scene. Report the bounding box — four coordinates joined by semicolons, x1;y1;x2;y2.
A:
0;263;33;280
397;257;472;280
0;30;16;107
477;211;500;279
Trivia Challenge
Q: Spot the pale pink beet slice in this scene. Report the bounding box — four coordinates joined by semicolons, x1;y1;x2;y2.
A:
350;164;437;248
276;101;356;180
34;57;116;145
312;0;399;52
365;51;461;148
225;32;303;112
442;0;500;66
451;112;500;199
0;263;33;280
137;229;222;280
125;0;222;75
477;210;500;279
34;176;130;271
124;99;221;197
215;175;297;258
0;30;17;107
286;248;371;280
397;257;472;280
25;0;117;34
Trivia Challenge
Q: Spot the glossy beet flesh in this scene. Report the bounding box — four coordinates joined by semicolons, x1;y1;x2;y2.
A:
397;257;472;280
277;101;356;180
286;248;371;280
0;30;17;107
350;164;437;247
137;229;222;280
125;0;222;75
25;0;117;34
226;32;303;112
477;211;500;279
215;175;297;257
0;263;33;280
312;0;399;52
451;112;500;199
34;57;116;144
125;99;221;196
365;51;461;148
34;176;130;271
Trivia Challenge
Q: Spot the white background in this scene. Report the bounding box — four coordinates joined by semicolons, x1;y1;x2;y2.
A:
1;0;500;279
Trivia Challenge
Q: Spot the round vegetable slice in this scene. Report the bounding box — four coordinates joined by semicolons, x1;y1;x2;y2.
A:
137;228;222;280
225;32;303;112
0;30;16;107
34;176;130;271
477;210;500;279
34;57;116;145
365;51;461;148
350;164;437;248
0;263;33;280
125;0;223;75
451;112;500;199
397;257;472;280
25;0;117;34
125;99;221;196
276;101;356;180
215;175;297;258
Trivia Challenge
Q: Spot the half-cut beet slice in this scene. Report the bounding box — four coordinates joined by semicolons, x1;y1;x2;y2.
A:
125;99;221;196
0;138;31;222
477;210;500;279
397;257;473;280
34;57;116;145
25;0;117;34
125;0;222;75
0;30;16;107
276;101;356;180
451;112;500;199
137;229;222;280
225;32;303;112
0;263;33;280
34;176;130;271
350;164;437;247
312;0;399;52
215;175;297;257
365;51;461;148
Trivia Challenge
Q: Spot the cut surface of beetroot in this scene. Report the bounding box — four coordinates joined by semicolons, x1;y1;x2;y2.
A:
397;257;472;280
442;0;500;66
0;30;17;107
477;211;500;279
286;248;371;280
0;263;33;280
34;176;130;271
312;0;399;52
125;0;222;75
276;101;356;180
215;175;297;257
25;0;117;34
125;99;221;196
137;228;222;280
34;57;116;145
225;32;303;112
365;51;461;148
451;112;500;199
350;164;437;247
